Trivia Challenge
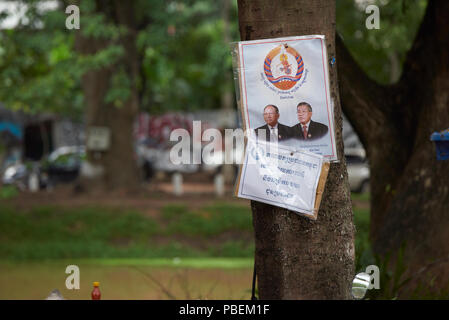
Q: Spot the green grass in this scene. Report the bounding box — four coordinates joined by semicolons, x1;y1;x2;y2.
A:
0;203;254;261
162;203;253;236
0;185;19;199
351;192;374;271
351;192;371;203
0;257;254;269
0;196;369;263
353;207;373;271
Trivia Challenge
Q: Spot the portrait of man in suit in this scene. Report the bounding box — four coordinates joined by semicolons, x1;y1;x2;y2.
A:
255;104;292;142
291;102;328;141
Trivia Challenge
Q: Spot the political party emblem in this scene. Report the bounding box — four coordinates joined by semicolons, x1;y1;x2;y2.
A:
263;44;304;90
250;145;265;161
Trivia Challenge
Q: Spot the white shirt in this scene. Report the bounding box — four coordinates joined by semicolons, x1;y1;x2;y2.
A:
269;123;278;131
269;123;278;139
301;120;311;132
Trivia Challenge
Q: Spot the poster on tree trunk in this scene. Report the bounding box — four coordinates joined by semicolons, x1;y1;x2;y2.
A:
232;35;334;219
236;138;329;219
233;35;337;160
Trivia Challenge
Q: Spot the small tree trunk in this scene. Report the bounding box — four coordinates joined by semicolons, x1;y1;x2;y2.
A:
221;0;236;185
238;0;355;299
75;0;140;192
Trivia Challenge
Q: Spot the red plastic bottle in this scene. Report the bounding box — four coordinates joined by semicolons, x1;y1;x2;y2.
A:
91;282;101;300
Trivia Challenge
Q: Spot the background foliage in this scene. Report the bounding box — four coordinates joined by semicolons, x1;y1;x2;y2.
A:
336;0;427;84
0;0;240;116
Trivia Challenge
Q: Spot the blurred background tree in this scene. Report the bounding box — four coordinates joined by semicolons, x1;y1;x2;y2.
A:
0;0;429;115
336;0;427;84
138;0;239;113
0;0;240;190
0;0;83;118
0;0;239;116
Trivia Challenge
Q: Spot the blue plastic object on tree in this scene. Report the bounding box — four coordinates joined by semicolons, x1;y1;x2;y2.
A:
431;129;449;160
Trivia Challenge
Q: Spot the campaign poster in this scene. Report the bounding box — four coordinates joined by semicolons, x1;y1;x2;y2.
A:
236;35;337;161
236;139;324;218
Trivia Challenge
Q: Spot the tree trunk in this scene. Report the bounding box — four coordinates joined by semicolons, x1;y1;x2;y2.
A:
221;0;236;185
74;0;140;192
237;0;355;299
337;0;449;293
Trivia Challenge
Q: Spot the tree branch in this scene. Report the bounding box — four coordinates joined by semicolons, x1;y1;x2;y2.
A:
398;0;449;143
336;35;391;148
399;0;449;88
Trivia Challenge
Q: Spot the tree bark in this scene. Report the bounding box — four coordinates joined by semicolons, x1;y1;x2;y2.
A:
74;0;140;192
221;0;236;185
337;0;449;293
238;0;355;299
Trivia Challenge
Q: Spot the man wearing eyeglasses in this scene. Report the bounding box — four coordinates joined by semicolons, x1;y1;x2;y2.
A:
255;104;292;142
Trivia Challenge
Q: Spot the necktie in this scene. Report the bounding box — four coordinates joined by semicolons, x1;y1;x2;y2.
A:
302;125;308;139
270;127;276;141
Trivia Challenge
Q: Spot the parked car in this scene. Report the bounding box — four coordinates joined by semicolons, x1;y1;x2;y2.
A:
2;162;29;190
40;142;192;187
136;138;200;178
39;146;85;188
40;145;160;187
201;141;244;179
345;148;370;193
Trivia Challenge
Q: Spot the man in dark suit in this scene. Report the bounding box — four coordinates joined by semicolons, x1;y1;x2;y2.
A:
291;102;328;141
255;104;292;142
